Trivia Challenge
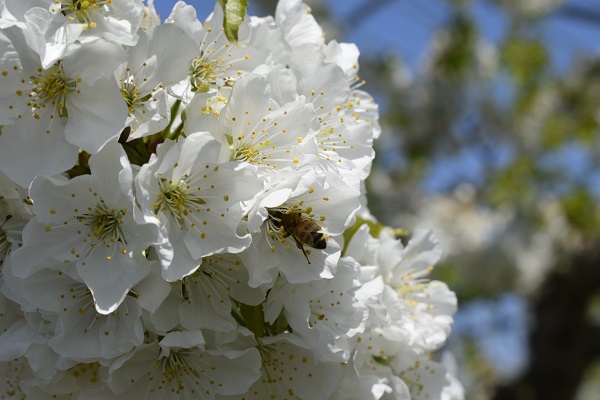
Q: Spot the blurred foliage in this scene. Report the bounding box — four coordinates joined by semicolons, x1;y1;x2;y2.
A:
561;188;600;234
434;14;478;80
364;1;600;244
502;36;548;85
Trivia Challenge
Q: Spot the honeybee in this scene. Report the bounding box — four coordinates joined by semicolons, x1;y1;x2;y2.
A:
269;210;328;264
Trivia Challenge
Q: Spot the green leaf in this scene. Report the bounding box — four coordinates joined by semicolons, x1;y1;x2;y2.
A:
502;37;548;85
561;188;599;234
219;0;248;43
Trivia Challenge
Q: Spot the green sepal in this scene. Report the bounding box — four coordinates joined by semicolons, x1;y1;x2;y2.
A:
218;0;248;43
237;302;267;338
342;217;410;256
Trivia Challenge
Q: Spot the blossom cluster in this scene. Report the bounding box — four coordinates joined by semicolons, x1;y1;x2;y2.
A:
0;0;463;398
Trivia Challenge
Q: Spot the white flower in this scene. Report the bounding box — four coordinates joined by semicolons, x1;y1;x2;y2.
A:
287;62;375;183
247;18;291;67
132;252;172;314
324;41;360;83
146;253;267;334
0;293;43;362
22;362;119;399
167;2;270;102
108;331;262;399
343;324;437;400
0;0;25;29
275;0;324;64
0;28;128;185
17;266;144;361
116;23;198;139
0;172;32;266
391;348;461;400
0;291;64;386
135;132;264;281
218;334;342;400
185;72;319;175
325;40;381;139
379;229;457;352
348;226;458;353
0;358;29;399
336;226;463;399
440;352;465;400
10;140;161;314
334;356;411;400
179;253;267;332
140;0;160;29
18;0;144;68
264;257;368;362
244;169;360;285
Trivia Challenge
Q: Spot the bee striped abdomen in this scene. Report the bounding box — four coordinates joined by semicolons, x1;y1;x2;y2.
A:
310;230;327;249
268;209;329;263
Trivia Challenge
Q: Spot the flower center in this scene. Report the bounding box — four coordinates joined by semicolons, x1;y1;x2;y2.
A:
157;350;200;392
229;135;273;165
77;200;127;244
189;55;222;93
396;280;429;299
119;71;152;115
28;63;77;118
59;0;111;28
154;178;206;223
392;267;433;301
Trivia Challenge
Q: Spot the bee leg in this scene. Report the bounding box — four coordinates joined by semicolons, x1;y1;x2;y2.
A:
293;237;311;264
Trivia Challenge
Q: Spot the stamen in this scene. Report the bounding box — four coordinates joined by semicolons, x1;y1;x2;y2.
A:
154;178;206;228
27;63;77;118
59;0;109;25
77;199;127;245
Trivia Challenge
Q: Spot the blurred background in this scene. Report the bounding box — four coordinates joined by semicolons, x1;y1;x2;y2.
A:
155;1;600;399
